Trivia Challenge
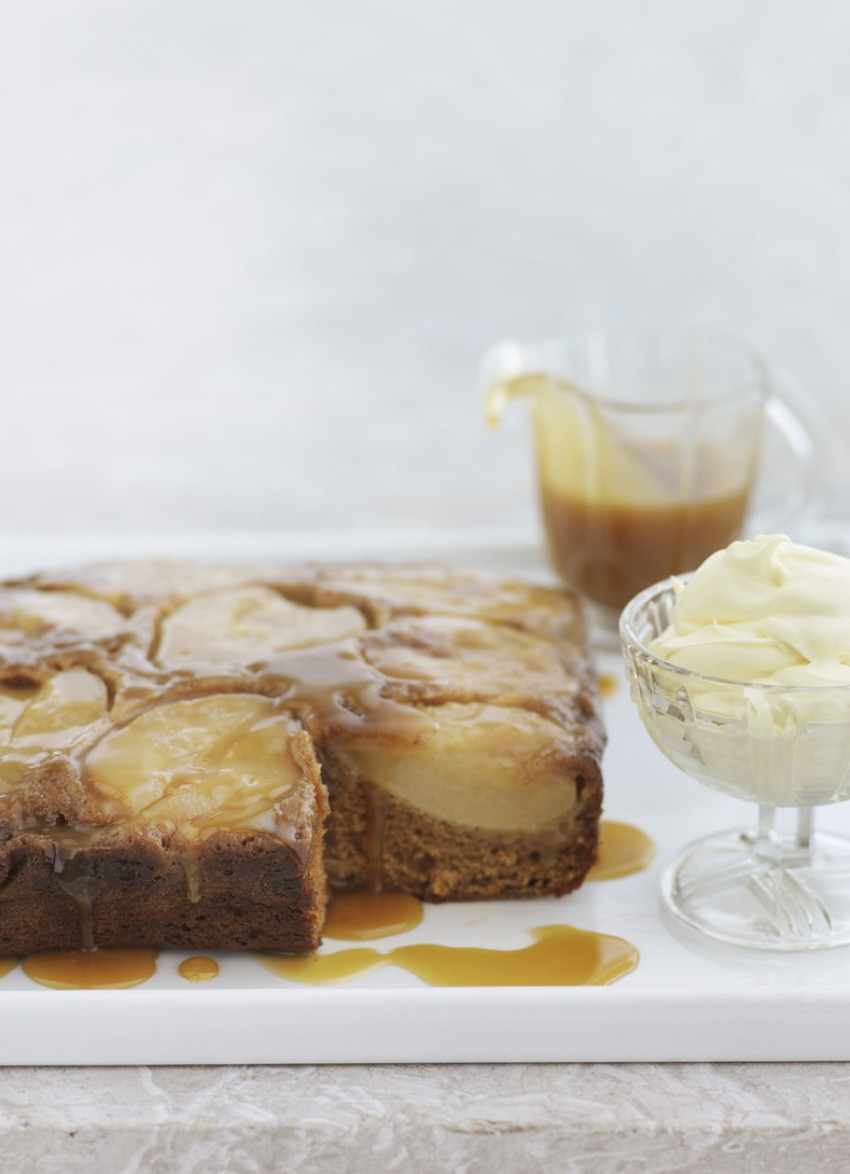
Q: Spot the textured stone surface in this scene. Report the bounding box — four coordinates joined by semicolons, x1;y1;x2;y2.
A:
1;1064;850;1173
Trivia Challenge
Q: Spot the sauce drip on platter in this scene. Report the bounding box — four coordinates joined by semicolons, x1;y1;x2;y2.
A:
260;923;638;987
178;955;220;982
23;948;157;989
589;821;656;881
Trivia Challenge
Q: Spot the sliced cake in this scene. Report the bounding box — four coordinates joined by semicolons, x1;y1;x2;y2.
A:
0;560;605;952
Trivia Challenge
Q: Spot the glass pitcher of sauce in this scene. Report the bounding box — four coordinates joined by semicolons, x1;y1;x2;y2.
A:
483;329;821;624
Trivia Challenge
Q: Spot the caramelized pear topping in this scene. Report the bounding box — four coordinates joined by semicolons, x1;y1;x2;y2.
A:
0;588;128;644
84;693;310;840
157;586;367;667
0;670;109;791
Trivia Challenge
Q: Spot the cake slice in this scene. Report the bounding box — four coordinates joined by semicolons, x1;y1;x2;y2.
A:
314;612;603;900
0;671;328;954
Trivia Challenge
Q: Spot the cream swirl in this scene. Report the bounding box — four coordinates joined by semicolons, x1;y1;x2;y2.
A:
649;534;850;686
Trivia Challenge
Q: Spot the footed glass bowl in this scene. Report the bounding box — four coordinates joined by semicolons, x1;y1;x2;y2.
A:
620;578;850;951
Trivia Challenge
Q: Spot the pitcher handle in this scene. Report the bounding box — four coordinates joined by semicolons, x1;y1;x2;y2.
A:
746;372;827;538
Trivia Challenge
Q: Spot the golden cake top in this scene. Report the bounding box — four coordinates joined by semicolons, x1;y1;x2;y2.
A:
0;560;602;850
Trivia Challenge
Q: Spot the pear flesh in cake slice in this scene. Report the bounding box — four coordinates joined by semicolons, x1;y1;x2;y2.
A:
340;700;584;833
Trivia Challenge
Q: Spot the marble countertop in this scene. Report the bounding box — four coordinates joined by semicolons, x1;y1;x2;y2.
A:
2;1063;849;1173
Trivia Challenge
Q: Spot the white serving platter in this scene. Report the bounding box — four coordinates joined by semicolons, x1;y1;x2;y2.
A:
1;527;850;1065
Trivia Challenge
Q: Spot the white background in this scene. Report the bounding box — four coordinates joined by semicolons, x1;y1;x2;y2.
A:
1;0;849;533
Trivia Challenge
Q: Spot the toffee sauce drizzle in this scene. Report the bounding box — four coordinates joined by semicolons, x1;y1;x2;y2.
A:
259;818;651;989
260;922;638;987
3;820;654;989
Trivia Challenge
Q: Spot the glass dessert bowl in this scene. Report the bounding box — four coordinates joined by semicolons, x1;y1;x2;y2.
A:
620;577;850;951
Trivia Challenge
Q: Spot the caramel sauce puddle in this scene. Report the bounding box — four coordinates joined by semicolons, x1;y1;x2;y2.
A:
23;948;157;990
260;923;638;987
178;955;220;982
324;890;424;940
589;820;656;881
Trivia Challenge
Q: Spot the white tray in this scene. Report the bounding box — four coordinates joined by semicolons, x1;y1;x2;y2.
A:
2;527;850;1065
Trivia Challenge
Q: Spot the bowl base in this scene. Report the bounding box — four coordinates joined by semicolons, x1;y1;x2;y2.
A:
661;827;850;951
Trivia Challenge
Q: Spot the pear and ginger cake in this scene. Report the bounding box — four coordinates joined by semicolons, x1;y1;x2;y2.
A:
0;561;605;952
0;673;327;954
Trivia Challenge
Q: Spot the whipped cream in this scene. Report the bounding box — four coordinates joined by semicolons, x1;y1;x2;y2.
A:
636;535;850;806
650;534;850;686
